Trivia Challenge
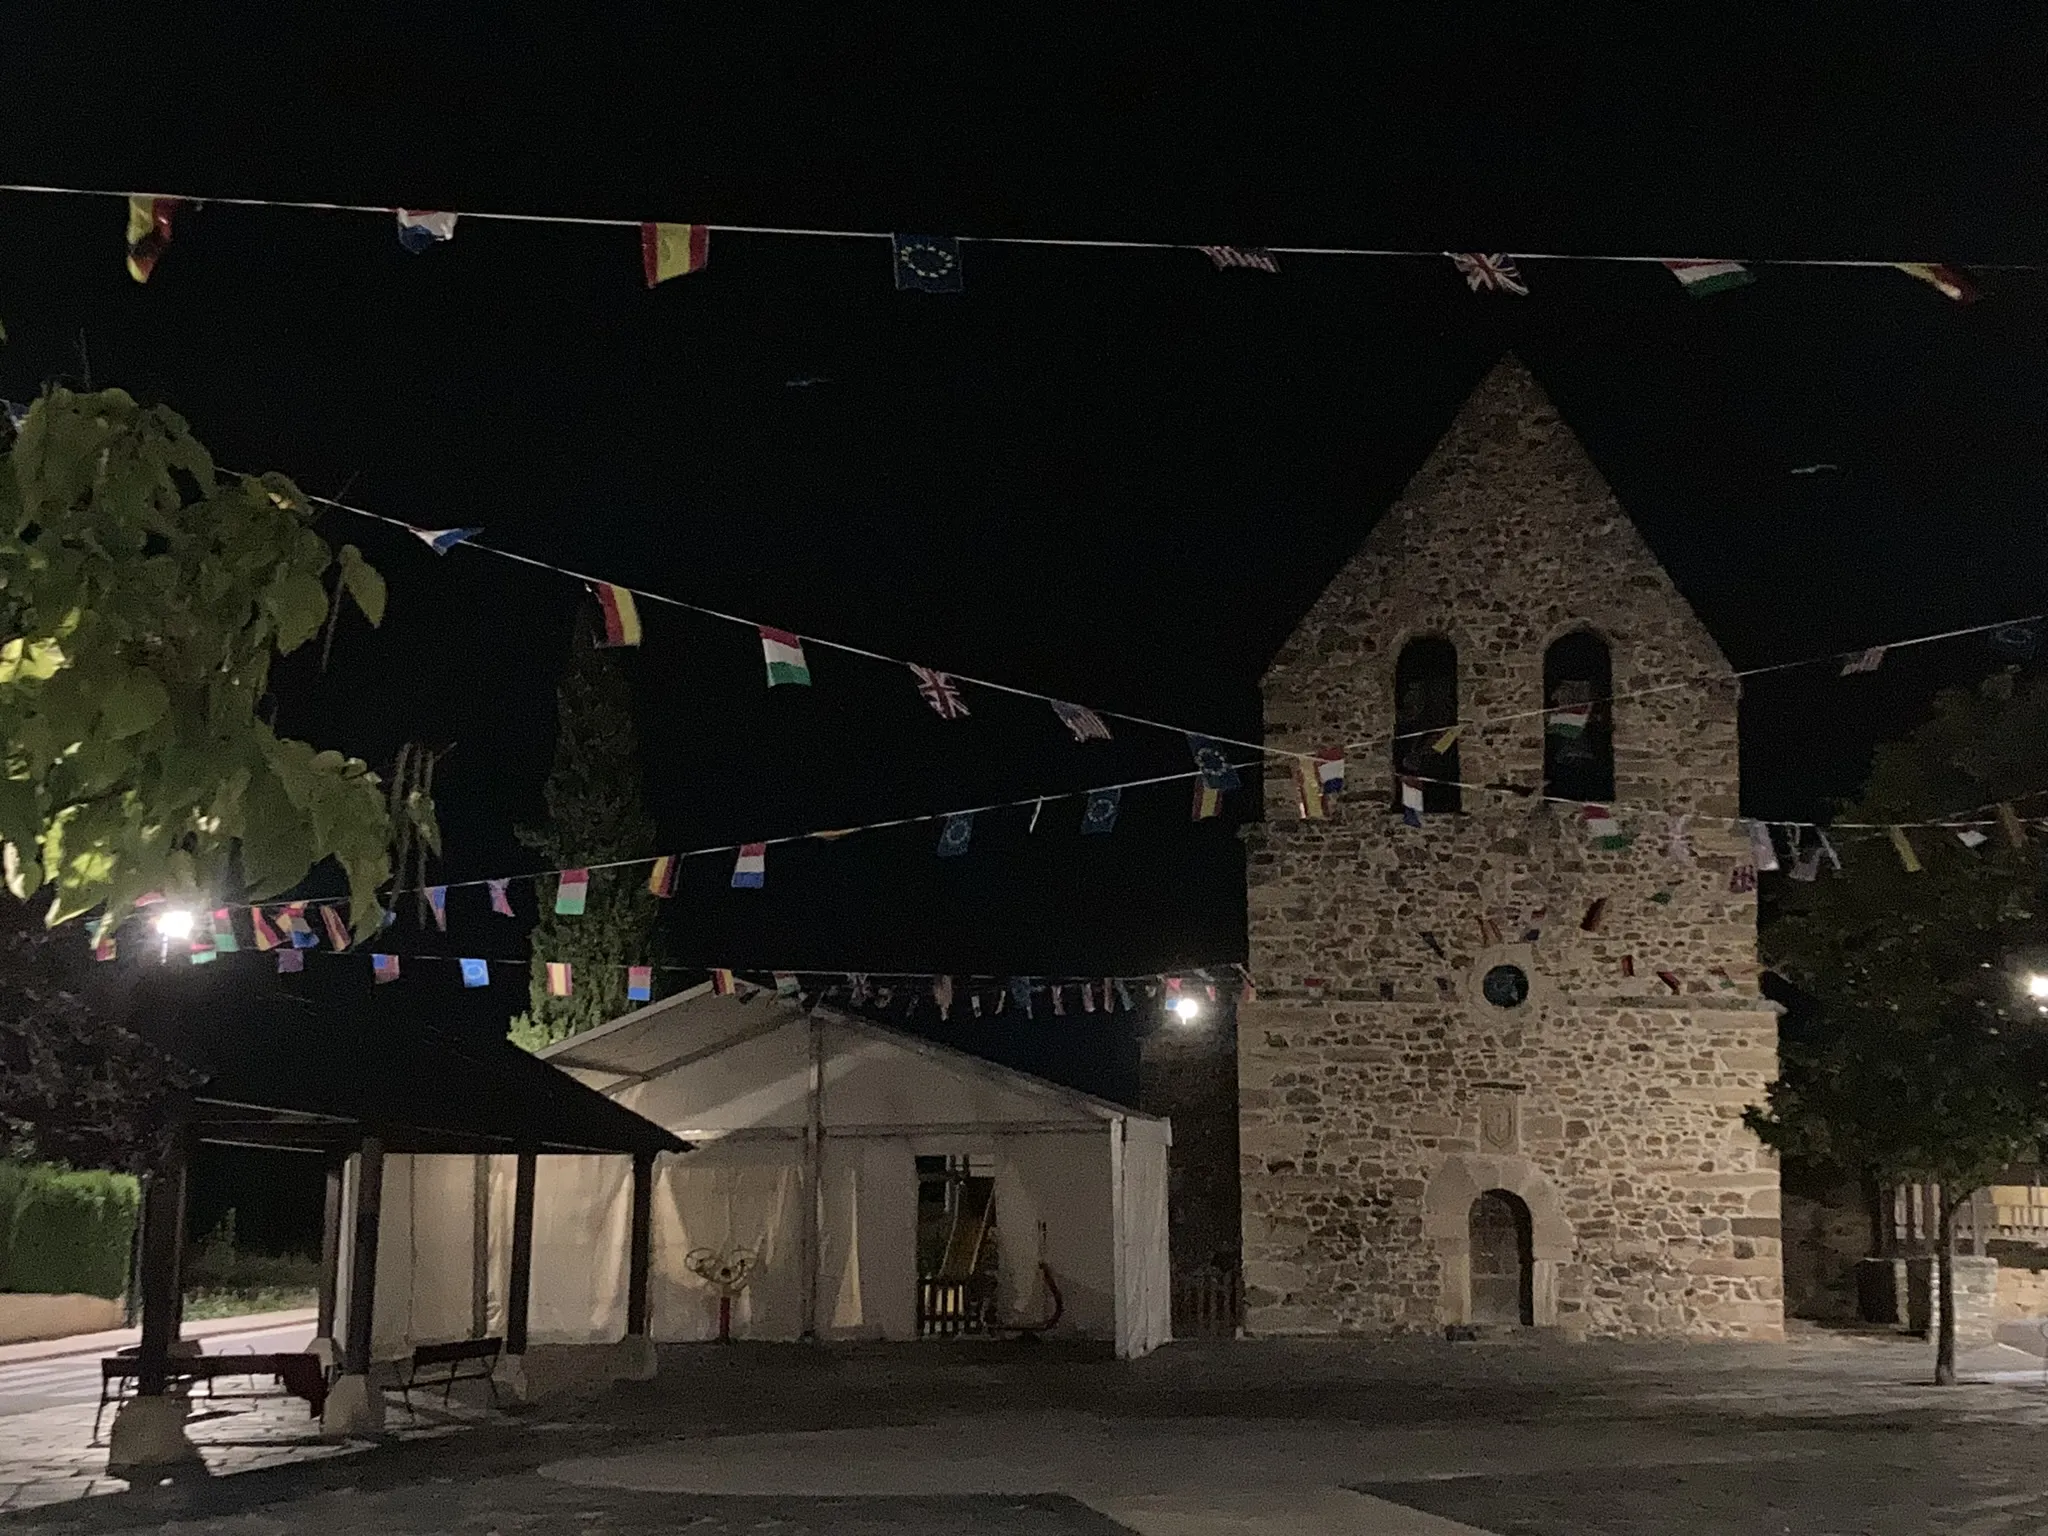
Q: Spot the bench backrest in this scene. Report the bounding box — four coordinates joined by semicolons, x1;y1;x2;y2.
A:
411;1337;503;1367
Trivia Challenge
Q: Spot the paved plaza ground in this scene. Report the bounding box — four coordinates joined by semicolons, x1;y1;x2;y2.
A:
5;1325;2048;1534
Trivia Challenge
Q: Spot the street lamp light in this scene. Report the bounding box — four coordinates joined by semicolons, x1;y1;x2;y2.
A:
1169;995;1202;1023
152;909;195;942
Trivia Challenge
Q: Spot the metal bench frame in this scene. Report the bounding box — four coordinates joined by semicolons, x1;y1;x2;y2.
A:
389;1336;503;1412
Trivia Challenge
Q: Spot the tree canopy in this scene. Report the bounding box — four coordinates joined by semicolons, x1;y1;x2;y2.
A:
0;388;395;936
508;619;661;1052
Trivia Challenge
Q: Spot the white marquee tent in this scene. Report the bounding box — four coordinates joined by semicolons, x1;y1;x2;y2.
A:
363;984;1173;1360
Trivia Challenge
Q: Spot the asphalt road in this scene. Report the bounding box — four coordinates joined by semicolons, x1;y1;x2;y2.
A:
0;1319;314;1417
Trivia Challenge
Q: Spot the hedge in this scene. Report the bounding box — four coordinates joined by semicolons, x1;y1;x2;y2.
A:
0;1161;140;1299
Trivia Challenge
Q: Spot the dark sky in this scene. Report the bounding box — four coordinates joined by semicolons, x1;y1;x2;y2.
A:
1;6;2044;1019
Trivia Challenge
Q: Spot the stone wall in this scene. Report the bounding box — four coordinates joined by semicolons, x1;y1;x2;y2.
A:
1240;357;1784;1341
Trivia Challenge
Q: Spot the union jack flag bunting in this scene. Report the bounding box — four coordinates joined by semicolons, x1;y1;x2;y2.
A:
1197;245;1280;274
908;664;970;719
1051;700;1112;742
1448;253;1529;296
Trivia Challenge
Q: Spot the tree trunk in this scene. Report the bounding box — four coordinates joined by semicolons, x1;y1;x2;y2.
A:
1934;1197;1958;1386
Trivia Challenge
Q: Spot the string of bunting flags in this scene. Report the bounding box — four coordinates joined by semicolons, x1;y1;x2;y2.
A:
0;180;2021;302
287;481;2048;791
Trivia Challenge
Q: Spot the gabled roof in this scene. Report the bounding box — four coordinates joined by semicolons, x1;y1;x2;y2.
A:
542;985;1163;1128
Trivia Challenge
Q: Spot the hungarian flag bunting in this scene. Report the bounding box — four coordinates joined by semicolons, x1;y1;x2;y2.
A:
647;856;677;897
277;949;304;974
125;196;179;283
373;953;400;984
321;905;353;950
488;878;514;916
1292;759;1326;820
1896;263;1979;303
1546;702;1591;737
1889;826;1923;873
1662;259;1753;297
555;869;590;915
1448;252;1528;295
626;965;653;1002
211;909;241;953
1400;776;1425;828
395;210;459;252
1582;805;1632;850
592;583;642;647
1051;700;1112;742
732;843;767;888
547;961;573;997
641;223;709;286
250;908;283;952
775;972;801;997
710;967;738;996
461;958;490;988
426;885;449;931
760;627;811;686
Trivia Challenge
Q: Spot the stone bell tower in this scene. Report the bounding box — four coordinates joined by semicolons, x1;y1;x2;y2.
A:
1238;356;1783;1340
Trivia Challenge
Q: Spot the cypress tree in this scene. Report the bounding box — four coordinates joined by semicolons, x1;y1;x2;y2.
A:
508;619;660;1051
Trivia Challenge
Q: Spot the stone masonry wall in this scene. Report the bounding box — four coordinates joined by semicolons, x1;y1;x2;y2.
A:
1240;357;1784;1341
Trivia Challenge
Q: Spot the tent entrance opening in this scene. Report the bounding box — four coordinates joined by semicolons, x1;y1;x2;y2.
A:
916;1154;998;1337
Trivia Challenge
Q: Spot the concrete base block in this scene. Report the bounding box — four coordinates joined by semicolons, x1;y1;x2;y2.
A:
308;1335;338;1372
320;1372;384;1438
616;1334;657;1381
106;1394;200;1473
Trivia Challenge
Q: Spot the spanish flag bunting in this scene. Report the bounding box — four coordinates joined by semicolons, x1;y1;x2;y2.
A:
647;856;677;896
555;868;589;915
125;196;179;282
711;967;737;996
1896;263;1979;303
547;961;573;997
626;965;653;1002
1888;825;1923;873
1193;783;1223;820
592;583;642;647
250;908;282;951
321;904;353;950
641;222;709;287
1661;259;1753;297
372;953;400;983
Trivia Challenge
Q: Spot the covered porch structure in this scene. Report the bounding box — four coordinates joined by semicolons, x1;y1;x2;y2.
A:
111;980;683;1472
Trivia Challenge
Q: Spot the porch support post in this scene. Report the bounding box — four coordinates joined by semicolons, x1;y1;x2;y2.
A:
313;1149;346;1367
322;1133;386;1436
619;1150;657;1379
498;1146;539;1400
108;1126;199;1471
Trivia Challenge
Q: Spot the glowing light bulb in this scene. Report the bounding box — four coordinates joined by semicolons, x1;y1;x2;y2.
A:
2027;973;2048;1001
1170;996;1201;1021
153;909;195;941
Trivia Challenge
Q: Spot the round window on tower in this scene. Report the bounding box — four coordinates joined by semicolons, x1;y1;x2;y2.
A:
1481;964;1530;1010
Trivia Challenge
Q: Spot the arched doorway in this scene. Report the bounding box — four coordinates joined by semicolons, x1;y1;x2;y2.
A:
1468;1190;1534;1326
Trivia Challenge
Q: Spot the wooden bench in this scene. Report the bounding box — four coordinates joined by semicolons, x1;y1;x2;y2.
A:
390;1336;502;1411
96;1352;327;1441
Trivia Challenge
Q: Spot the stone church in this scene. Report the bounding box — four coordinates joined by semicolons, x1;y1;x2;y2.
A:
1238;356;1784;1340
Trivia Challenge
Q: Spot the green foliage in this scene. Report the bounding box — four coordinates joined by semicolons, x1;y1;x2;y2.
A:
0;388;396;936
510;621;660;1051
0;1159;139;1298
1752;668;2048;1194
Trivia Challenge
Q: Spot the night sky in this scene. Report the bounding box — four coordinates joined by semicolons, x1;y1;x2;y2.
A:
3;11;2045;1238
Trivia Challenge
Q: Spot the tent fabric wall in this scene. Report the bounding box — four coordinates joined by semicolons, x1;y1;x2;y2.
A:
1114;1124;1174;1358
994;1130;1116;1338
648;1146;802;1342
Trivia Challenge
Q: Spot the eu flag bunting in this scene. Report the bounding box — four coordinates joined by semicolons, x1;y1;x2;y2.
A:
893;235;963;293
